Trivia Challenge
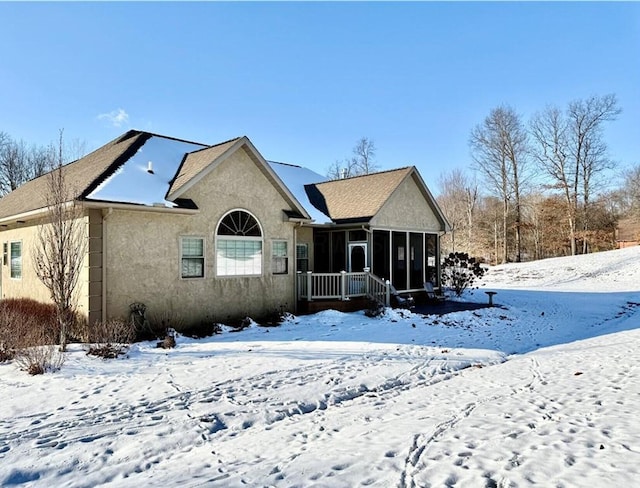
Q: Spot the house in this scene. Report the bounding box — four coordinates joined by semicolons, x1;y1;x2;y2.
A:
616;217;640;249
0;130;450;327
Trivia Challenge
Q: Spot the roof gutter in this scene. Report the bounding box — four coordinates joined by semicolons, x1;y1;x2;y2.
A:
0;199;199;226
82;201;200;215
287;217;313;224
0;204;71;225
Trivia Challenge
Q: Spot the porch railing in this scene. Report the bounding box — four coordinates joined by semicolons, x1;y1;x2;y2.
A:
297;268;391;307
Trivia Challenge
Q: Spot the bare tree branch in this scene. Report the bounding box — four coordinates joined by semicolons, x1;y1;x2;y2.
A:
326;137;379;179
32;130;87;351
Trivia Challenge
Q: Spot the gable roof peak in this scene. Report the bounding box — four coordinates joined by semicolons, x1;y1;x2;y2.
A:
118;129;211;148
329;166;413;182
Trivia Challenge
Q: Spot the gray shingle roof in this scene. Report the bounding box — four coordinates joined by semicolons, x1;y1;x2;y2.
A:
306;167;413;222
0;130;149;220
167;137;241;198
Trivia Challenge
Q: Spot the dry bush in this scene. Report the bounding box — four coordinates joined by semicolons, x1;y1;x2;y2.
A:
0;299;58;362
180;319;223;339
86;318;134;359
0;298;87;347
148;310;184;339
14;342;64;375
129;303;183;341
8;317;65;375
156;329;176;349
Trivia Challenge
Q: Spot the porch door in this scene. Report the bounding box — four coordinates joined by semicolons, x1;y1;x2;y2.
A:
348;242;367;295
348;243;368;272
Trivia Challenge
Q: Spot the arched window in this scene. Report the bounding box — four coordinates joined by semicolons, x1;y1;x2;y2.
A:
216;210;263;276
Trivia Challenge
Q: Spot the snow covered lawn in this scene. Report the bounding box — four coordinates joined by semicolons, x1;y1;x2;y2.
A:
1;247;640;486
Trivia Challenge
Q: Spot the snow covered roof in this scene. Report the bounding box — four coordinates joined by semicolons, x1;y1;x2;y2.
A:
267;161;331;224
87;134;208;207
0;130;447;231
0;130;149;220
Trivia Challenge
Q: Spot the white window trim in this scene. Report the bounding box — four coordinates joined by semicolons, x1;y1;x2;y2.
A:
180;236;206;280
215;209;264;278
296;243;309;272
272;239;289;275
216;235;263;277
10;240;22;280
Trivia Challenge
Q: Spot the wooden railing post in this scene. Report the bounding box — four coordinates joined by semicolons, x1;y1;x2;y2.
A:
385;279;391;307
363;267;370;297
340;270;347;301
306;271;313;302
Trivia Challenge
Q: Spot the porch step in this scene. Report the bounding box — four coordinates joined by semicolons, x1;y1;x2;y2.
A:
297;297;371;315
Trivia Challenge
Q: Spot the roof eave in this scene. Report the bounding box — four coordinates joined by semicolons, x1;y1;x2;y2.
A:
82;200;200;215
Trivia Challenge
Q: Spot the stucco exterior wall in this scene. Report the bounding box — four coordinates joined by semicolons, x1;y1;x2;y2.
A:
371;174;443;231
0;214;92;318
104;146;298;326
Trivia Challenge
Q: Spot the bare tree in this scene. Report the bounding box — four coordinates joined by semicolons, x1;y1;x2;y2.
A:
617;163;640;216
568;95;620;253
0;133;57;195
531;94;620;255
33;131;87;351
27;144;54;180
327;137;379;179
470;106;528;262
326;159;351;180
437;168;479;254
351;137;378;175
0;137;29;194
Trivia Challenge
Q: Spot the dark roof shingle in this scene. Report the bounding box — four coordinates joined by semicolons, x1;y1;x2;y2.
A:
0;130;149;220
306;167;413;222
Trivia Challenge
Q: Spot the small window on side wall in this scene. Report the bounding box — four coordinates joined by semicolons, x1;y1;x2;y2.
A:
272;241;288;275
3;242;7;266
181;237;204;278
296;244;309;272
10;241;22;279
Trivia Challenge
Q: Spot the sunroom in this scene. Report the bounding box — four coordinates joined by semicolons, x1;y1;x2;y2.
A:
270;162;450;310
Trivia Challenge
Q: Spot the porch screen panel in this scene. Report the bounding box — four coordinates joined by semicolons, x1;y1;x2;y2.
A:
392;232;407;290
332;231;346;272
313;231;331;273
372;230;390;280
425;234;438;285
409;233;424;289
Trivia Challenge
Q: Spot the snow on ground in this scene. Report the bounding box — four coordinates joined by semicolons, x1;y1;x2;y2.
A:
1;247;640;487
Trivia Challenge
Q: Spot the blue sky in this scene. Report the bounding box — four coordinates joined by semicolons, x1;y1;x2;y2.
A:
1;2;638;193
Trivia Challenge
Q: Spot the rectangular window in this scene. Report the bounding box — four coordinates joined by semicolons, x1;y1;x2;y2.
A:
296;243;309;273
217;239;262;276
10;241;22;279
3;242;7;266
272;241;288;274
181;237;204;278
